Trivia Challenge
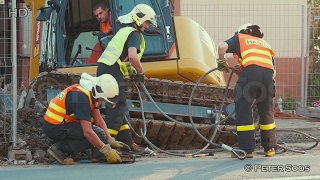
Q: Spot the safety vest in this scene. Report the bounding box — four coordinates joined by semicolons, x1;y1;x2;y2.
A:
233;34;275;70
44;84;98;125
97;26;145;76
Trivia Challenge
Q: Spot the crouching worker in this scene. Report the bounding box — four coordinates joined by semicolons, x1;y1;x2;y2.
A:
43;73;130;165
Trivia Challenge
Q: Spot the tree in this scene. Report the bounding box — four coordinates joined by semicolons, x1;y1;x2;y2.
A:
307;0;320;106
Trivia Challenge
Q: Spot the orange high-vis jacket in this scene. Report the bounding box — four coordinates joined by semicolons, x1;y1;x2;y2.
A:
44;84;98;125
233;34;275;70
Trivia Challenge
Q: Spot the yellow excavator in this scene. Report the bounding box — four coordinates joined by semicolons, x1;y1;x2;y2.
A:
23;0;238;150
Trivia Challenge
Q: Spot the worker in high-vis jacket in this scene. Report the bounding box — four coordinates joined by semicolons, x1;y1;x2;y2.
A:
96;4;157;151
217;23;277;158
43;73;130;165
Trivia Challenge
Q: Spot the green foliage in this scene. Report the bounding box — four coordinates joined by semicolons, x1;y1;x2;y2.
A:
308;0;320;6
283;89;296;110
307;2;320;106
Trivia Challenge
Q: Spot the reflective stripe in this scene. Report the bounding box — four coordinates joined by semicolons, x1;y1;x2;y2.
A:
97;27;145;76
108;129;118;136
118;59;129;76
98;53;115;65
44;84;96;124
242;56;273;66
236;34;275;69
98;47;120;65
105;47;122;57
242;49;272;58
49;102;65;113
45;109;64;122
236;124;255;131
260;122;276;130
119;124;130;131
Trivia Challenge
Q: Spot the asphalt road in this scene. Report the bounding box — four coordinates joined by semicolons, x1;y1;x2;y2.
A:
1;142;319;180
1;118;319;180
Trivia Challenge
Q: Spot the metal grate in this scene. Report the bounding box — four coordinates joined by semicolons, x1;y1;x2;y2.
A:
0;2;12;146
306;7;320;108
180;2;306;109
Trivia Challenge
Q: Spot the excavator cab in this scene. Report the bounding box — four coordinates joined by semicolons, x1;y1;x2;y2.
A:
35;0;175;69
28;0;225;86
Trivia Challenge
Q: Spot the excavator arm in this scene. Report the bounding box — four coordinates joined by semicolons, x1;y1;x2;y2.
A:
24;0;44;83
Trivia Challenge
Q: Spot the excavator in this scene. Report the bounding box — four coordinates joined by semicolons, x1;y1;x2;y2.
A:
22;0;240;151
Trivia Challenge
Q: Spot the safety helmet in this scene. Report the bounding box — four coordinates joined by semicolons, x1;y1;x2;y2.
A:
80;73;119;107
118;4;157;27
237;23;264;38
237;23;252;33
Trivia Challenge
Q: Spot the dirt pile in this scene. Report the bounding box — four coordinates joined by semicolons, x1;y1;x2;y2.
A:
0;108;93;165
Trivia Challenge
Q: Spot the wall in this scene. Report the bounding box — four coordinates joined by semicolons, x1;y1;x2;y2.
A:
179;0;307;107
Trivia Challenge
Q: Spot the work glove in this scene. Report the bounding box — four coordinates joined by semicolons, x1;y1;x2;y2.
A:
99;144;122;163
217;58;229;73
133;72;146;84
126;62;137;77
107;137;131;152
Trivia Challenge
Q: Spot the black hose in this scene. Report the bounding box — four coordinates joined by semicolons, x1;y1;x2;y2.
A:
126;66;319;158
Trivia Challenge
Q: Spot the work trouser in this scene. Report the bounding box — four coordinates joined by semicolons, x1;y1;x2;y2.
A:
234;65;276;153
42;120;106;154
97;62;133;147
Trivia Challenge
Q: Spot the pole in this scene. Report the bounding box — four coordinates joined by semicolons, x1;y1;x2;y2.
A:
300;5;305;108
304;5;311;108
11;0;17;148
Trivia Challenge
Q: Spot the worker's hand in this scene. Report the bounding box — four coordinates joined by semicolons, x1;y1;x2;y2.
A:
107;137;131;152
233;64;242;76
126;63;137;77
133;72;146;84
217;58;229;73
99;144;122;163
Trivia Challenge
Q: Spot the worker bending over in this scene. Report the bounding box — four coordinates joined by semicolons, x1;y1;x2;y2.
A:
43;73;130;165
218;23;277;158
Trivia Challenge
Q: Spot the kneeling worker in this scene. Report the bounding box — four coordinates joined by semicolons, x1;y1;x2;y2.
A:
43;73;130;165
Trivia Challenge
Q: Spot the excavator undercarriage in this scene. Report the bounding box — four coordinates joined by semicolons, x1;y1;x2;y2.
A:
23;71;239;150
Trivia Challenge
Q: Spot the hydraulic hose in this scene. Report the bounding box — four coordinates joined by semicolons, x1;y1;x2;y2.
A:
125;66;319;159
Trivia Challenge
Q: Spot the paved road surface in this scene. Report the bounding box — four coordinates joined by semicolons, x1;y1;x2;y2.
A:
1;142;319;180
1;118;319;180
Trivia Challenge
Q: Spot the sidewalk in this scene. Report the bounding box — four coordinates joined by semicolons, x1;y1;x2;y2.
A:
275;117;320;143
275;118;320;129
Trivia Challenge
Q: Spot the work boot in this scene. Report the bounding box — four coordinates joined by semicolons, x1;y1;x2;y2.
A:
264;148;275;157
231;152;254;158
131;142;145;154
47;144;74;165
91;147;104;163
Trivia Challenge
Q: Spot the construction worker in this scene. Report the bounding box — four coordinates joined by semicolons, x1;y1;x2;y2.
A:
43;73;130;165
96;4;157;151
87;3;113;64
93;2;113;35
217;23;277;158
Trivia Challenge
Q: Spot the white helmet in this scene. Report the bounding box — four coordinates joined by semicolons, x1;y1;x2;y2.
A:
118;4;157;27
237;23;252;33
237;23;264;38
80;73;119;107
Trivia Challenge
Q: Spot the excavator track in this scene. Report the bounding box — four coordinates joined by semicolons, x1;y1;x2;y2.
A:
24;71;238;150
